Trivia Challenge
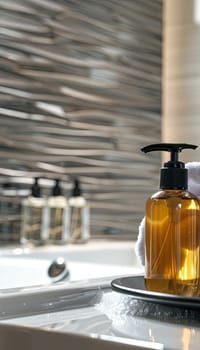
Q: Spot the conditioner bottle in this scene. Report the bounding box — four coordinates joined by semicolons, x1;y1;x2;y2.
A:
47;179;69;244
21;178;48;246
141;143;200;296
68;178;90;243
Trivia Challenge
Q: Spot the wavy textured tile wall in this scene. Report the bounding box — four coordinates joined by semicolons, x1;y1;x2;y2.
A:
0;0;162;240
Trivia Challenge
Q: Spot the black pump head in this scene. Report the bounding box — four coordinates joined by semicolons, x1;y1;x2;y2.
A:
72;178;82;197
141;143;198;190
52;179;62;196
31;177;41;197
142;143;197;162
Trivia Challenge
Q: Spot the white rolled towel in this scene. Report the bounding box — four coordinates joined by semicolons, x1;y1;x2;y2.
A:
135;162;200;266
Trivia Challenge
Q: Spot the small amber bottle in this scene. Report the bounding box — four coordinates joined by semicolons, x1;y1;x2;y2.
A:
141;143;200;296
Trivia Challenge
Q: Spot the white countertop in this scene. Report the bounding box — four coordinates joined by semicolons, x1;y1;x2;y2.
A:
0;240;199;349
0;277;199;350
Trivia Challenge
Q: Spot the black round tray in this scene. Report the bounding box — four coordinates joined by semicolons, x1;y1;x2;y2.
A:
111;275;200;310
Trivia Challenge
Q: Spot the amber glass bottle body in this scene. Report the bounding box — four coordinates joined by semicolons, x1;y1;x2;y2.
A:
145;190;200;296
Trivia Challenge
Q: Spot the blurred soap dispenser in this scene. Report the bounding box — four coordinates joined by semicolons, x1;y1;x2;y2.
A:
47;179;69;244
68;178;90;243
21;178;48;246
141;143;200;297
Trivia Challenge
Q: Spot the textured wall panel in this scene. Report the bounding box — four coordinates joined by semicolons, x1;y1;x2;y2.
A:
0;0;162;240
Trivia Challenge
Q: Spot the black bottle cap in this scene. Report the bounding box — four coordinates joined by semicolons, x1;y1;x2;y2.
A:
72;178;82;197
141;143;198;190
52;179;62;196
31;177;41;197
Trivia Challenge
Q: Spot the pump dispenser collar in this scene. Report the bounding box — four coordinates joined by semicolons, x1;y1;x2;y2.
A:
141;143;198;190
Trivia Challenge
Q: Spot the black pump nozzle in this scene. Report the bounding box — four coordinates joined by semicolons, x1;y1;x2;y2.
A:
31;177;41;197
72;178;82;197
141;143;198;190
52;179;62;196
141;143;197;164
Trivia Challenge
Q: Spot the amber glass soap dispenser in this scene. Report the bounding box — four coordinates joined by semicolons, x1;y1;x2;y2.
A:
141;143;200;296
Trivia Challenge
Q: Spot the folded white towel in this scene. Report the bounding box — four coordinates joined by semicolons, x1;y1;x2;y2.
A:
135;216;145;266
135;162;200;266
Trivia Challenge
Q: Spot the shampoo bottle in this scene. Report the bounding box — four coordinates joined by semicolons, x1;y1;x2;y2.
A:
21;178;48;246
68;178;90;243
47;179;69;244
141;143;200;296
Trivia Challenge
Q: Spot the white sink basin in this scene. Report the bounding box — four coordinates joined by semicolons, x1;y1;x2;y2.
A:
0;277;199;350
12;240;140;266
0;241;143;289
0;278;163;350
